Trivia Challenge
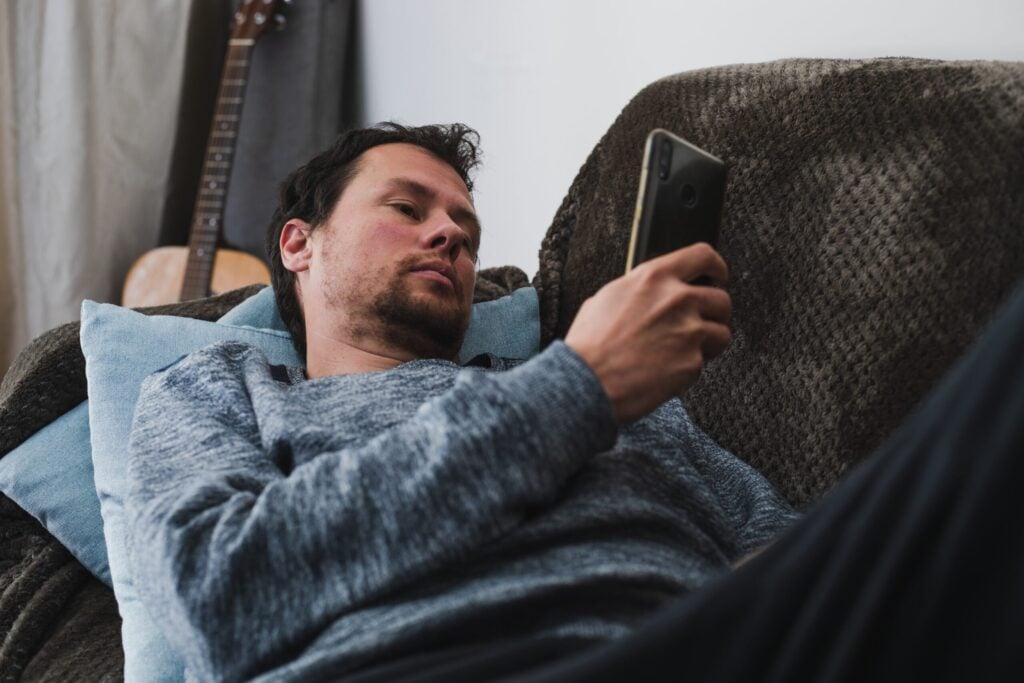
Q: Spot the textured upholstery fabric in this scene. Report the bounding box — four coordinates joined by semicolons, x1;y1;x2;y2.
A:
534;58;1024;508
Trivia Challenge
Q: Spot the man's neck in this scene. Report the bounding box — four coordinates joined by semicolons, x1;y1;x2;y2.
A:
305;334;411;379
304;328;458;379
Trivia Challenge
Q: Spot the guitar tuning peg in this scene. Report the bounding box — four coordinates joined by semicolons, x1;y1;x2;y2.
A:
273;13;287;30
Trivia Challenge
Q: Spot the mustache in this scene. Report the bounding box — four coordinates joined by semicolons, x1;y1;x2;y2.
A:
400;256;463;297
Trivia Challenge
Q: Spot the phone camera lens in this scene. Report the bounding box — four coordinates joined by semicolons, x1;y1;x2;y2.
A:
680;184;697;207
658;139;672;180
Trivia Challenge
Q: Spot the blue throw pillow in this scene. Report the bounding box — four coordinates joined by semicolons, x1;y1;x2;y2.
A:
83;300;303;682
457;286;539;364
0;401;109;584
216;284;291;331
0;284;538;682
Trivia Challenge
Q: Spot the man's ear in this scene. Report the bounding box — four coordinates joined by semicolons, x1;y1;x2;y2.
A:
280;219;313;274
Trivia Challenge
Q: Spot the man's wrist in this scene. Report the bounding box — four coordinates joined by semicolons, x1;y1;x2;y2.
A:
514;340;619;447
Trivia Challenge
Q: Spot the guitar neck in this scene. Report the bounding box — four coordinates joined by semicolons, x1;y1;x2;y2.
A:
181;40;254;302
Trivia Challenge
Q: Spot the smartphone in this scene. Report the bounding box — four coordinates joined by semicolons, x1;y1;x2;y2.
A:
625;129;727;275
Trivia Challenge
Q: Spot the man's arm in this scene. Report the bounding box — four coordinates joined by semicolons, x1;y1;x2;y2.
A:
125;340;617;682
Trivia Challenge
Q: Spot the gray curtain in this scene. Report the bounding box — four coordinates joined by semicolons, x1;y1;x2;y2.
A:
0;4;22;379
0;0;195;377
0;0;359;377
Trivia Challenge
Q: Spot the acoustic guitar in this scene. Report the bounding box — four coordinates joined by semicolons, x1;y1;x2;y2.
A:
122;0;288;307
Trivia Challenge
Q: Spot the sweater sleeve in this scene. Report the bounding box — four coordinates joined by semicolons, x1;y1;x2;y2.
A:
124;340;617;682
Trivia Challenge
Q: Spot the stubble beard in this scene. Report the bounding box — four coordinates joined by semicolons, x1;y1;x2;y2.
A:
324;258;470;361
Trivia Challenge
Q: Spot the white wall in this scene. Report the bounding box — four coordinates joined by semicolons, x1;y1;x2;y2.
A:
358;0;1024;279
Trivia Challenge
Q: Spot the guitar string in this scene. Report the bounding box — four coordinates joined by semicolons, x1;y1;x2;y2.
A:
182;42;255;298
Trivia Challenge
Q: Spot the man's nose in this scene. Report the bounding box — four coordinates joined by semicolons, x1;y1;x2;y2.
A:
424;220;464;260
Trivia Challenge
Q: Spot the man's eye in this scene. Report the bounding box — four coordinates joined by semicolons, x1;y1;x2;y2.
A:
393;203;417;219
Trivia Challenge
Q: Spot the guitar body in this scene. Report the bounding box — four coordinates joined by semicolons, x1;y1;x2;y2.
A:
121;246;270;308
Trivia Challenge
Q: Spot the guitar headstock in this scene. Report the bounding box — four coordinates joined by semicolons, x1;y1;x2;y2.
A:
231;0;290;41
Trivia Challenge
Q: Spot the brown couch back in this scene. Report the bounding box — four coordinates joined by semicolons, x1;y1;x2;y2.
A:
534;58;1024;508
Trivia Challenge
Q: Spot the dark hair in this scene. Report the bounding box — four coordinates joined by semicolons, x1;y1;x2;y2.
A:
265;122;482;360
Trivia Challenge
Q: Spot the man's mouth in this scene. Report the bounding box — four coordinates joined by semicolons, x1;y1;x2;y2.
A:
410;261;456;289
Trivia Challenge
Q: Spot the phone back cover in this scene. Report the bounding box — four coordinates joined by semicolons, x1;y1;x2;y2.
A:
634;132;726;266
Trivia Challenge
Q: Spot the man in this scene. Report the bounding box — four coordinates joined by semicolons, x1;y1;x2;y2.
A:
126;123;1024;682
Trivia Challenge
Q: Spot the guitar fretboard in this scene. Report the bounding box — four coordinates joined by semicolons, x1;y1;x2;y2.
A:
181;39;254;302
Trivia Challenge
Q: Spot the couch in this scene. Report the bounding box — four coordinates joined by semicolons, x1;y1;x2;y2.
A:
2;57;1022;680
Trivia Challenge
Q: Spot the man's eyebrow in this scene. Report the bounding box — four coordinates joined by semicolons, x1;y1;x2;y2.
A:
383;177;482;244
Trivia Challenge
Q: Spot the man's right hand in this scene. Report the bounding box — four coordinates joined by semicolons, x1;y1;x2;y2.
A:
564;243;732;424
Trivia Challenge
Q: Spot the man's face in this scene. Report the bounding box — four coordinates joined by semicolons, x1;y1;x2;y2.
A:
301;143;480;360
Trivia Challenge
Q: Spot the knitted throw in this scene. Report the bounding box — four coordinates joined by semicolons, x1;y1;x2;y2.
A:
533;58;1024;508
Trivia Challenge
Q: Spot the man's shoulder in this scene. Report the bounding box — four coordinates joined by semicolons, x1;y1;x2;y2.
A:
145;341;276;392
161;339;269;371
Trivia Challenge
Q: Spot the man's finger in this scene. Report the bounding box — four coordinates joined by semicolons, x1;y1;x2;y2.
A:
701;321;733;359
695;286;732;326
654;242;730;287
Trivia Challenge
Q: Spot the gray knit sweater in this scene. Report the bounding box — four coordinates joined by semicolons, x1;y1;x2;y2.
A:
125;339;799;682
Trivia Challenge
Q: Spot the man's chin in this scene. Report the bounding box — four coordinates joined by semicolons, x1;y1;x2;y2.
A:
371;286;470;360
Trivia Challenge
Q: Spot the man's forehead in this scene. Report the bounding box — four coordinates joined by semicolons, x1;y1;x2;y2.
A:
360;143;471;199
